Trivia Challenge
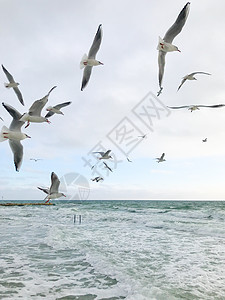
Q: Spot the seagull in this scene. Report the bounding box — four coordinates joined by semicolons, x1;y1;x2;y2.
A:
103;162;113;172
138;134;148;139
30;158;42;162
1;102;31;171
202;138;207;143
127;157;132;162
177;72;211;91
167;104;225;112
45;101;72;118
91;176;104;182
155;153;166;163
2;65;24;106
20;86;56;128
38;172;66;203
80;24;103;91
93;150;112;160
0;117;3;121
157;2;190;96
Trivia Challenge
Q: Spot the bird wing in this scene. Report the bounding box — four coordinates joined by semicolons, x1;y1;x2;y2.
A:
2;64;15;83
54;101;72;110
103;162;112;172
104;150;111;156
161;153;165;159
2;102;24;131
9;140;23;171
158;51;166;91
190;72;211;76
29;86;56;116
88;24;103;59
163;2;190;43
81;66;93;91
197;104;225;108
167;105;189;109
13;87;24;106
177;78;187;91
37;187;50;194
50;172;60;194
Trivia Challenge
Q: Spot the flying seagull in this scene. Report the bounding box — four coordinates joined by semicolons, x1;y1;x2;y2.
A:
30;158;42;162
45;101;72;118
103;162;113;172
2;65;24;106
167;104;225;112
80;24;103;91
138;134;148;139
91;176;104;182
20;86;56;128
127;157;132;163
177;72;211;91
38;172;66;203
155;153;166;163
93;150;112;160
1;102;31;171
157;2;190;96
202;138;207;143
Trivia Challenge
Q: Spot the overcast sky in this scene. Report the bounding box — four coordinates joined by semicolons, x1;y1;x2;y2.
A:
1;0;225;200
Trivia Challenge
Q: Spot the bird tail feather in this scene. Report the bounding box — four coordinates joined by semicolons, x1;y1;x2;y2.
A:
0;125;9;142
80;53;88;69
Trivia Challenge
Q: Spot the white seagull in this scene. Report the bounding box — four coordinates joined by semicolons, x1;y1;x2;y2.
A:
2;65;24;106
45;101;72;118
93;150;112;160
30;158;42;162
202;138;207;143
155;153;166;163
20;86;56;128
157;2;190;96
167;104;225;112
80;24;103;91
177;72;211;91
91;176;104;182
38;172;66;203
1;102;31;171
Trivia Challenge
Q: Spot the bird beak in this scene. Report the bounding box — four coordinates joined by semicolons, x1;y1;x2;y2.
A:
46;119;51;124
178;49;181;52
99;62;104;65
27;135;31;138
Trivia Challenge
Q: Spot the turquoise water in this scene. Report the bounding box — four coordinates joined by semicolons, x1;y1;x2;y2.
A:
1;200;225;299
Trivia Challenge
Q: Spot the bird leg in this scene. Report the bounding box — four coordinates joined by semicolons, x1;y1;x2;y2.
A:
45;199;50;203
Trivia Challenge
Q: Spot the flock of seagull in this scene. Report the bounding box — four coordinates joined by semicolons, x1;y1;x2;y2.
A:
1;2;223;201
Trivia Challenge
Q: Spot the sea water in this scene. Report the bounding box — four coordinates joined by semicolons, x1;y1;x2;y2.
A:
1;200;225;300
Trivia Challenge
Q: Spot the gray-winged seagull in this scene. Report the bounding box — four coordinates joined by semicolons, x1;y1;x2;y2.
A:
156;153;166;163
38;172;66;203
20;86;56;128
167;104;225;112
177;72;211;91
157;2;190;96
93;150;112;160
1;102;31;171
2;65;24;106
80;24;103;91
45;101;71;118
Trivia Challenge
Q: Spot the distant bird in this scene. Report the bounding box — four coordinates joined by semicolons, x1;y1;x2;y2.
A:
80;24;103;91
157;2;190;96
91;176;104;182
177;72;211;91
45;101;71;118
38;172;66;203
103;162;113;172
127;157;132;162
30;158;42;162
156;153;166;163
202;138;207;143
93;150;112;160
0;117;3;121
138;134;148;139
2;65;24;106
167;104;225;112
20;86;56;128
1;102;31;171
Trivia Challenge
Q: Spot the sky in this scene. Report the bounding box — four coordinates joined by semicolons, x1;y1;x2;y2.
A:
1;0;225;200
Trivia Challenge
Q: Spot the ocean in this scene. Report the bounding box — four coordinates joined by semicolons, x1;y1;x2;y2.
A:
0;200;225;300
